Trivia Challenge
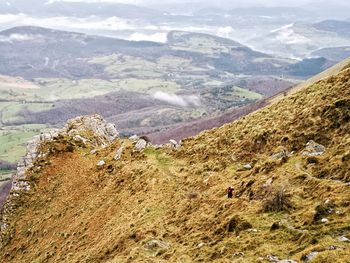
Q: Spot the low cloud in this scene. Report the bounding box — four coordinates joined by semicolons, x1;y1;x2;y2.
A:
217;26;234;38
0;14;137;32
271;23;310;44
127;32;168;43
153;91;201;107
0;33;42;42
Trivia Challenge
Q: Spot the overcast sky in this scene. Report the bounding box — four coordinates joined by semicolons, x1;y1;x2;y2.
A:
48;0;350;7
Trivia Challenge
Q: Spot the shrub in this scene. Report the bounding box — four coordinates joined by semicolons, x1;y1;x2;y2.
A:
262;186;292;213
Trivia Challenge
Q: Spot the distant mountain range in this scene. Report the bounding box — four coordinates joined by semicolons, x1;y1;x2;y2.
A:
0;1;349;60
0;26;332;79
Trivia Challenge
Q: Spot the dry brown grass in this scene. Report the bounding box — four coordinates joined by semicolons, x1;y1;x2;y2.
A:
0;65;350;262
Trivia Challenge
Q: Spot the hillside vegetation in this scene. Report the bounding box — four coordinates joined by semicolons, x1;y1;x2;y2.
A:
0;63;349;262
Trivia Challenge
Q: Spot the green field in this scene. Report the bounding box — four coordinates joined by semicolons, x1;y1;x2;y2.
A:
231;86;263;100
0;124;49;163
2;102;54;124
88;53;206;79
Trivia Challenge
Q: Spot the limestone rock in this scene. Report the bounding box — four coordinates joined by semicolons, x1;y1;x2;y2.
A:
169;139;181;148
64;115;118;147
271;147;289;160
134;139;147;152
145;239;170;251
114;146;124;161
277;260;297;263
267;255;280;262
97;160;106;167
302;140;325;157
339;236;350;242
243;163;252;170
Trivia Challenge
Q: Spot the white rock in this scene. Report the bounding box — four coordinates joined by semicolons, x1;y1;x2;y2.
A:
197;243;205;249
114;146;124;161
64;115;119;146
97;160;106;167
169;139;179;148
321;218;329;223
134;139;147;152
302;140;325;157
267;255;279;262
243;163;252;170
339;236;350;242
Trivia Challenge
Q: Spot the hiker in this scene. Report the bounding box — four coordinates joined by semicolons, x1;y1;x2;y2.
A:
227;186;234;198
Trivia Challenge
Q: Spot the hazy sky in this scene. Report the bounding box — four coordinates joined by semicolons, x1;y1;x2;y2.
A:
49;0;349;5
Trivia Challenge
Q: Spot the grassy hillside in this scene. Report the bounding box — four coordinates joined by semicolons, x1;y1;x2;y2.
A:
1;60;349;262
0;59;350;263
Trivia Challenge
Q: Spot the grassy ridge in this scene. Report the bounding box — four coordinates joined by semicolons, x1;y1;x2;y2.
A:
0;59;349;262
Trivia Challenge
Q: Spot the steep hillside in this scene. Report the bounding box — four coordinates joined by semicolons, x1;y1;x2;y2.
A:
0;63;349;263
147;57;350;144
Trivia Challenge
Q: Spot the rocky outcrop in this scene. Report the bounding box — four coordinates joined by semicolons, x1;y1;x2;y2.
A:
1;115;118;233
12;130;60;192
302;140;325;157
12;115;118;193
63;115;118;147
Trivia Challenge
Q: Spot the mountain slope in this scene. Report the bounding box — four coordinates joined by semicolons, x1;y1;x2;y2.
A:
312;46;350;62
313;20;350;38
0;26;300;79
0;58;349;263
147;57;350;144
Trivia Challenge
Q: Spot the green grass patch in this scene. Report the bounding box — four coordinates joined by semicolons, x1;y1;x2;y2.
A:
0;130;38;162
231;86;263;100
2;103;54;124
144;148;172;169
